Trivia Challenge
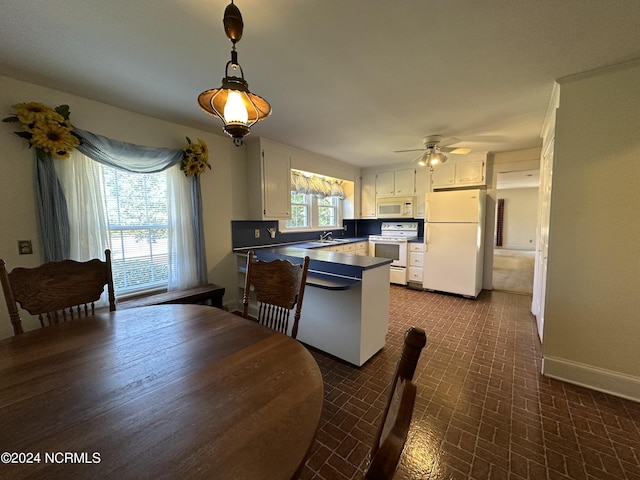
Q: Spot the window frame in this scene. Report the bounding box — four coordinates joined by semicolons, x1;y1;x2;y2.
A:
283;193;343;232
99;166;171;295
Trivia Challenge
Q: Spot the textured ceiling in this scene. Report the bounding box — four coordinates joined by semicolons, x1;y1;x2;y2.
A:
2;0;639;167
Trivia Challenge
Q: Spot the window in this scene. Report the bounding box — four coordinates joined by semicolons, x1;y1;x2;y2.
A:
318;196;338;227
287;169;346;231
285;193;340;229
100;166;169;293
288;192;309;228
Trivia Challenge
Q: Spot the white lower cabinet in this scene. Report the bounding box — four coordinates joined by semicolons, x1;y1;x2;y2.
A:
408;243;424;286
342;243;356;254
354;241;368;256
321;241;368;255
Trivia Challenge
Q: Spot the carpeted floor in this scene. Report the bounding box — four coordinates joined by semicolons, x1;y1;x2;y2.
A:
492;249;535;294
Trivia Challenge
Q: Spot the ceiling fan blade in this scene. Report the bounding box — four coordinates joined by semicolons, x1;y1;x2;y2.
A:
410;152;426;164
394;148;426;153
438;137;461;148
441;147;471;154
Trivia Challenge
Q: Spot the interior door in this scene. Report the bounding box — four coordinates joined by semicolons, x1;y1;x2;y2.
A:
532;139;554;342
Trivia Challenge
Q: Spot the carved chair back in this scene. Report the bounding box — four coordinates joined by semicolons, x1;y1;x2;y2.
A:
365;326;427;479
0;250;116;335
242;250;310;339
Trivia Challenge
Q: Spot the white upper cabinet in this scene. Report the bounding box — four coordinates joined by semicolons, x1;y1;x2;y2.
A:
456;160;485;185
375;171;395;196
413;167;431;219
375;169;415;197
431;155;486;189
394;168;416;196
247;138;292;220
430;163;456;188
360;173;377;218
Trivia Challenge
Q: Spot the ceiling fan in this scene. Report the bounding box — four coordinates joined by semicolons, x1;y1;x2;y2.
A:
394;135;471;166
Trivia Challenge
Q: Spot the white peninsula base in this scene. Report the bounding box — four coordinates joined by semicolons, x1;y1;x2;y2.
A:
296;264;390;367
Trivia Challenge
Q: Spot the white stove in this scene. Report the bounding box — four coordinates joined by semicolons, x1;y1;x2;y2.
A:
368;222;419;242
369;222;419;285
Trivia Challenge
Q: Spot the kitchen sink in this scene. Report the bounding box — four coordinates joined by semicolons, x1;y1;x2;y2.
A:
317;238;351;243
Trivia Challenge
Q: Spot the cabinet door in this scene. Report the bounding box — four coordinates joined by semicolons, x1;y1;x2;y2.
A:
456;160;485;185
431;163;456;188
409;252;424;267
360;173;377;218
343;243;356;254
413;167;430;218
262;144;291;219
408;267;423;283
355;241;368;256
394;168;416;196
375;171;395;196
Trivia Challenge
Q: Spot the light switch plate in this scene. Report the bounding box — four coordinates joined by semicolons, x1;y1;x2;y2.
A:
18;240;33;255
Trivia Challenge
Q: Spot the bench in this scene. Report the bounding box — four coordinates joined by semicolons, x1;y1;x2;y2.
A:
118;283;225;310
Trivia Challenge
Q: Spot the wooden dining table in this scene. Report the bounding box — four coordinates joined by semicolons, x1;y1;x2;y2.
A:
0;304;324;480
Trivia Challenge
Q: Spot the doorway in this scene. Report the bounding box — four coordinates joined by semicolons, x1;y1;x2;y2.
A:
492;170;539;294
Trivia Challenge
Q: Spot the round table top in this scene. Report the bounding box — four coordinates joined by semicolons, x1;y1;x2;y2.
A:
0;304;324;480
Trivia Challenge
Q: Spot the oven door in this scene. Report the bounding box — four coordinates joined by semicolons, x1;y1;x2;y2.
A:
368;239;407;267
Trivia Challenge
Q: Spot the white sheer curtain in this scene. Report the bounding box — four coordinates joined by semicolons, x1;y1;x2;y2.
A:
53;151;199;294
53;150;111;306
167;164;198;290
53;150;110;261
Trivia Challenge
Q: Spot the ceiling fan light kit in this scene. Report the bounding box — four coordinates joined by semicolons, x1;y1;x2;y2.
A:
197;1;271;146
395;134;470;167
417;149;448;166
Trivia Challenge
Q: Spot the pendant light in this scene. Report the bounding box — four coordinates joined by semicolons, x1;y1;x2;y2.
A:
197;1;271;146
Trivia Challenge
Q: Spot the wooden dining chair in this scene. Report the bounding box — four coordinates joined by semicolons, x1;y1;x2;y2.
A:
242;250;310;339
0;249;116;335
364;326;427;480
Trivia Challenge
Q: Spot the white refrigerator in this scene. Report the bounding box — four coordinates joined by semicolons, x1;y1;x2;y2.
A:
423;188;486;298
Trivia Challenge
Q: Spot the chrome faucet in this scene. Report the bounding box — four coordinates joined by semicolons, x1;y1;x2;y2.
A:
319;231;333;241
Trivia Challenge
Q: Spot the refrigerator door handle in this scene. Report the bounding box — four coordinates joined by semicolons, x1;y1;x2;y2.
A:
425;224;429;252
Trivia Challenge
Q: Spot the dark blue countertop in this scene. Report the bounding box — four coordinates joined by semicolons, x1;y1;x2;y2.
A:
254;246;391;279
235;238;391;289
233;237;370;252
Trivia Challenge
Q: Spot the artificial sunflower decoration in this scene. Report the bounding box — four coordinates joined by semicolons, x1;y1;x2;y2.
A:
3;102;80;160
181;137;210;177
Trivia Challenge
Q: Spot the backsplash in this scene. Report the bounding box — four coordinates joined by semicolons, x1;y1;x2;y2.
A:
231;220;347;249
231;218;424;249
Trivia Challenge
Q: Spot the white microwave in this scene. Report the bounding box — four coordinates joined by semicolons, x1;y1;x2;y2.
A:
376;197;414;218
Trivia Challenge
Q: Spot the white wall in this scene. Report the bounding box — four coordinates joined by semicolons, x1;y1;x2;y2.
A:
543;60;640;398
0;75;239;339
496;187;538;250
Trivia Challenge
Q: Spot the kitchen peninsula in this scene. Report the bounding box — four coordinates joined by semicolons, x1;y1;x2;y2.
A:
236;243;392;366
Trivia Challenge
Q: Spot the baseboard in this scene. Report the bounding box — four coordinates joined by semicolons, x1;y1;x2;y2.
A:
542;355;640;403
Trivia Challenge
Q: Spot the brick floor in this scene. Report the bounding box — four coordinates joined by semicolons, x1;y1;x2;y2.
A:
296;287;640;480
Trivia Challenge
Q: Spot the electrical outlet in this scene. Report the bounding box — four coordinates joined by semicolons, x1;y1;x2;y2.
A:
18;240;33;255
254;229;260;238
